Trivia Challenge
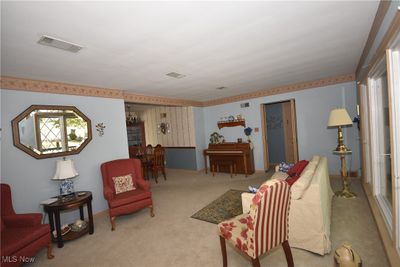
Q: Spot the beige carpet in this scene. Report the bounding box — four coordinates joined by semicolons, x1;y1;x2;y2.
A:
32;169;389;267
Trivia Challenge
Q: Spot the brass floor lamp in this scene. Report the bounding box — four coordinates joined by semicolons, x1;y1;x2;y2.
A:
328;108;357;198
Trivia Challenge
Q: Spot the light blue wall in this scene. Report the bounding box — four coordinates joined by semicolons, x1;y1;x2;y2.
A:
193;107;206;170
165;148;197;170
203;82;360;175
1;89;129;223
265;103;285;163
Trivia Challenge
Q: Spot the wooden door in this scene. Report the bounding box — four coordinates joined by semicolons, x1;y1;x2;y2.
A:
282;100;299;163
282;102;294;162
260;104;270;170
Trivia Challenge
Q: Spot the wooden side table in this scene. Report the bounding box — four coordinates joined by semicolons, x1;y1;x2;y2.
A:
42;191;94;248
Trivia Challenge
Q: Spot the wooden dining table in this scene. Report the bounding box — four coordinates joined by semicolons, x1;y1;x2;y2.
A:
133;154;154;179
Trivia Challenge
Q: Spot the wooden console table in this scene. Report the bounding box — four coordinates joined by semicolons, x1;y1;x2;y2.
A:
42;191;94;248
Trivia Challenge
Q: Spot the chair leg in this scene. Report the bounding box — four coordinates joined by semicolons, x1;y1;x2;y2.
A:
219;236;227;267
162;167;166;180
47;242;54;259
149;205;155;217
110;216;116;231
282;240;294;267
152;169;158;183
251;258;260;267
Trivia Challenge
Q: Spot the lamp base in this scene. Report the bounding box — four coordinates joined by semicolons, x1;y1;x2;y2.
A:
335;189;357;199
60;179;74;195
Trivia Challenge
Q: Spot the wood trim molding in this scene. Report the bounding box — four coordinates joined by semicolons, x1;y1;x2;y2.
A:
123;91;202;107
0;76;203;106
1;73;355;108
356;0;391;78
358;9;400;82
0;76;124;99
362;182;400;267
202;73;355;107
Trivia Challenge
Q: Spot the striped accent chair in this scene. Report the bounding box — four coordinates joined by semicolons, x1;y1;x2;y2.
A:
218;179;293;267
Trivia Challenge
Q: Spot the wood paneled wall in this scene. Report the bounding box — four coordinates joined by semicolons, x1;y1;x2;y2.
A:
140;106;196;147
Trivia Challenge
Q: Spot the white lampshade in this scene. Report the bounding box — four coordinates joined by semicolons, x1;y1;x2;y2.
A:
52;159;78;180
327;108;353;127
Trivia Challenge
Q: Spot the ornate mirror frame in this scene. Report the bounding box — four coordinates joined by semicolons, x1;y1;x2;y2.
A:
11;105;92;159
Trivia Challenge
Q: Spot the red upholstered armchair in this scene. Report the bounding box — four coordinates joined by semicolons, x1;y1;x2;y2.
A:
1;184;54;267
101;158;154;231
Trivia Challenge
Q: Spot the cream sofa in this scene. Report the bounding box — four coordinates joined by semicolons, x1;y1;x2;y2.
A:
242;156;333;255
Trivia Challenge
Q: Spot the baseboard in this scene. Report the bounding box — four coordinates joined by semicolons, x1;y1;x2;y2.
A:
362;182;400;267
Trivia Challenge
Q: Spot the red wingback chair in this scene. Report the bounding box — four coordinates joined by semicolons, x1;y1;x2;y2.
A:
218;179;294;267
1;184;54;267
100;158;154;231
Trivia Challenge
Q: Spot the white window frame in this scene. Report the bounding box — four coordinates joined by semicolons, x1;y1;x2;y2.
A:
386;33;400;254
367;57;393;234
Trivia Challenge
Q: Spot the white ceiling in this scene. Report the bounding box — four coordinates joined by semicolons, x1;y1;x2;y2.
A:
1;1;379;101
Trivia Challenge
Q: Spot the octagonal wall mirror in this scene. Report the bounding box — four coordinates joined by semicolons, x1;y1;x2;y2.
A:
12;105;92;159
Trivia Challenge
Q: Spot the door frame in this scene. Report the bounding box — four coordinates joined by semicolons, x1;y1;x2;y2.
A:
260;99;299;171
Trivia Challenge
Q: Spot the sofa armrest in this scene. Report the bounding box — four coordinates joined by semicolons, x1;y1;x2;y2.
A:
3;213;42;227
103;187;114;201
135;178;150;191
241;192;255;214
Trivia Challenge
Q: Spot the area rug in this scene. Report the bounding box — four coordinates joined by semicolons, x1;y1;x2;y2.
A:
191;189;246;224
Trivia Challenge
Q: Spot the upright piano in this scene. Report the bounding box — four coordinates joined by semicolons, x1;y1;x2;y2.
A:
203;142;255;177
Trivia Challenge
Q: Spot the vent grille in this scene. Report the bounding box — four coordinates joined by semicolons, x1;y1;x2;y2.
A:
216;86;226;90
166;72;186;79
38;35;83;53
240;102;250;108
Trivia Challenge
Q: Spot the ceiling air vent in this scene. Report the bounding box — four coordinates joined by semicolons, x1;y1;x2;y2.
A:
166;72;186;79
240;102;250;108
38;35;83;53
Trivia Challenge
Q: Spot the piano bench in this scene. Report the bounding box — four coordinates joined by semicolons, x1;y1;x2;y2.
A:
211;160;237;178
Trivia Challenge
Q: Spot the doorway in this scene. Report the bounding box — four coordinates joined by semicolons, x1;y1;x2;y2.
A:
261;99;299;170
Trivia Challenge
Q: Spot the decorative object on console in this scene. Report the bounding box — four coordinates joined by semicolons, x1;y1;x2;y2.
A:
52;158;79;198
95;122;106;136
328;108;356;199
209;132;225;144
334;242;362;267
244;127;253;142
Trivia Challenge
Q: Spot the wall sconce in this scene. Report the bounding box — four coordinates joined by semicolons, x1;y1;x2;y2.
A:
157;122;170;135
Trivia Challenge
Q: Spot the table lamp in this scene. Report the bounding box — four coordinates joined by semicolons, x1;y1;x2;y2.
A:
52;158;78;198
328;108;356;198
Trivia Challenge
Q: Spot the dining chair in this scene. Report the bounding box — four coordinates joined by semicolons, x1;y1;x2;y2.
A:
151;144;166;183
218;179;294;267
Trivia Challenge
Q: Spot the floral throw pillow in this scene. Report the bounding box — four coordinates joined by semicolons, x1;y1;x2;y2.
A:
112;174;136;194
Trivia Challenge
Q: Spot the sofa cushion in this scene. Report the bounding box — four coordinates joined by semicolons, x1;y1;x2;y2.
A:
108;189;151;208
112;174;136;194
1;218;5;231
291;156;320;199
271;171;288;181
287;160;309;178
1;224;50;256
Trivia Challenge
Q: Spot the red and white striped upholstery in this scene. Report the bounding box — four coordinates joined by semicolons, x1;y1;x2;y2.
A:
218;179;291;259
